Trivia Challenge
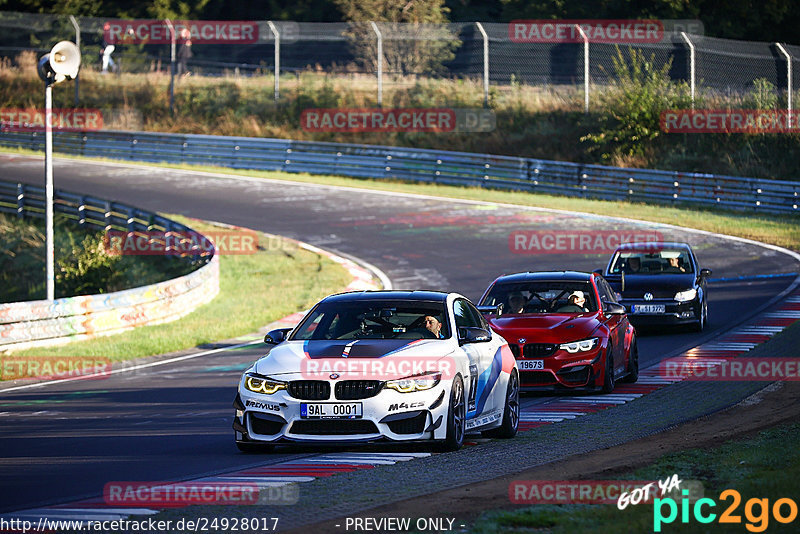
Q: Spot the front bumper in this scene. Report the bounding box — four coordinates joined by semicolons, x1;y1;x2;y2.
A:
512;346;605;390
234;381;449;444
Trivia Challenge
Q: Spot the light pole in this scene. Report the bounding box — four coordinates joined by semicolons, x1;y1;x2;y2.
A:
37;40;81;300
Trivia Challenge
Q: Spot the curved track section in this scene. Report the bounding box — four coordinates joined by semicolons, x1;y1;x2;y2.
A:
0;153;798;518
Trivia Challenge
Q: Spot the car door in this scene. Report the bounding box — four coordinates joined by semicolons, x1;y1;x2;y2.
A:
596;278;624;374
453;298;495;418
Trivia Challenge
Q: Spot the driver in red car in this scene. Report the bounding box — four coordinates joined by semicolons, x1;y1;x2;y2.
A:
558;291;589;313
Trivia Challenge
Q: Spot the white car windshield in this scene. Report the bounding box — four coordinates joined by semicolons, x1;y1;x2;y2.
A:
292;300;449;340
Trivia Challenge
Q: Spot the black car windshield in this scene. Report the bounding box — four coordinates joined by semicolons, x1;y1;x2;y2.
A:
610;249;694;275
291;300;449;340
480;281;597;315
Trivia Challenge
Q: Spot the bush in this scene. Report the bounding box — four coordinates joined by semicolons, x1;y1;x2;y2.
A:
582;47;694;161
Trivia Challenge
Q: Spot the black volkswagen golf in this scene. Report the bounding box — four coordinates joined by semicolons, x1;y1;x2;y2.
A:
598;242;711;331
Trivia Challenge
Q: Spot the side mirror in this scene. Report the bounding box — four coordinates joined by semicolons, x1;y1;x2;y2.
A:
477;304;502;316
458;327;492;345
593;268;604;276
603;301;626;315
700;268;712;278
264;328;292;345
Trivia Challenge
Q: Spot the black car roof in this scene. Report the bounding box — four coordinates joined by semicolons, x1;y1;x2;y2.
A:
613;241;692;252
492;271;595;283
321;290;450;303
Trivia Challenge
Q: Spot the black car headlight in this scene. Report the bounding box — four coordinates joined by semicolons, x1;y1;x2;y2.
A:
244;373;287;395
674;288;698;302
559;337;599;354
385;372;442;393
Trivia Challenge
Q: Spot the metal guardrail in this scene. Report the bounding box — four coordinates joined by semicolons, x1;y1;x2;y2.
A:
1;129;799;214
0;179;219;349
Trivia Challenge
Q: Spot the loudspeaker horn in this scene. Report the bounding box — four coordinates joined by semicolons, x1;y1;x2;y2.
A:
37;40;81;84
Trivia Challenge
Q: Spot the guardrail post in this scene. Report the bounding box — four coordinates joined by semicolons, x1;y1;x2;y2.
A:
77;197;86;226
165;19;176;115
104;200;113;231
475;22;490;108
575;25;589;114
16;183;25;219
267;21;281;102
775;43;792;115
681;32;695;108
370;22;383;107
69;15;80;107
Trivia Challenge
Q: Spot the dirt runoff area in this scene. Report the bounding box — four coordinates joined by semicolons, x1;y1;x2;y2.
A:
292;379;800;534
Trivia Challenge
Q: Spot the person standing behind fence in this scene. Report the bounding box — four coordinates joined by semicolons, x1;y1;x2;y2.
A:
177;28;192;77
100;22;117;74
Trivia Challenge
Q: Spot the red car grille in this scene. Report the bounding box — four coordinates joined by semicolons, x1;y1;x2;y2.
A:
520;370;557;385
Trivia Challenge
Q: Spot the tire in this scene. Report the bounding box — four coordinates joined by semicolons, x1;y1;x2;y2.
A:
601;346;615;394
439;376;466;451
691;298;707;332
620;339;639;383
483;370;520;439
235;435;275;453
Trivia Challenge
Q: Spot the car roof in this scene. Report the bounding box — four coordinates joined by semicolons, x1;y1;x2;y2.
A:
613;241;692;252
492;271;595;283
321;290;450;303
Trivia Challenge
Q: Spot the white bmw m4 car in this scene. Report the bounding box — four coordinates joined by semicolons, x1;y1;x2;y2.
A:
233;291;519;452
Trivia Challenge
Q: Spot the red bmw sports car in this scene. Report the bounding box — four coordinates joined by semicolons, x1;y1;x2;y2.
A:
477;271;638;393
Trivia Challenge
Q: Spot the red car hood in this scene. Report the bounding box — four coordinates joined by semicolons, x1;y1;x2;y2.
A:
488;314;600;344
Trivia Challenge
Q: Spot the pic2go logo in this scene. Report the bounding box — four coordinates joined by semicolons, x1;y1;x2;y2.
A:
653;489;798;532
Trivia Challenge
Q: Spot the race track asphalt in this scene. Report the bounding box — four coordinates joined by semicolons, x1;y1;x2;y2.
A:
0;154;797;513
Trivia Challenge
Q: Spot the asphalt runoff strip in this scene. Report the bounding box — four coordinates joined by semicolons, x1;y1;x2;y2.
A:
148;315;800;531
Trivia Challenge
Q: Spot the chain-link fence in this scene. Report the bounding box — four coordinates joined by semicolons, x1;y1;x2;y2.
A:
0;11;797;112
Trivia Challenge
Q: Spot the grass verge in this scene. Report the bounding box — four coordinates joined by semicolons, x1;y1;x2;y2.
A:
469;421;800;533
5;215;352;364
3;146;798;252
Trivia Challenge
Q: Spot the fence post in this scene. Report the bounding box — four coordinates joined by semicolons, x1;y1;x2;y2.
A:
369;22;383;107
574;25;589;114
776;43;792;114
475;22;489;108
267;21;280;102
69;15;80;107
680;32;695;108
165;19;176;115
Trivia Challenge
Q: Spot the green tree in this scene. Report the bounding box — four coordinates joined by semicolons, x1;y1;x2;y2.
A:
334;0;459;76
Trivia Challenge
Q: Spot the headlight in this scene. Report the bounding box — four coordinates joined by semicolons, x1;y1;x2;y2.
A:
559;338;599;353
385;372;441;393
244;374;287;395
674;288;698;302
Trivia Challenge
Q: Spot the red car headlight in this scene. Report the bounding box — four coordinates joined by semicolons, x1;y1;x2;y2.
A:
559;337;599;353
